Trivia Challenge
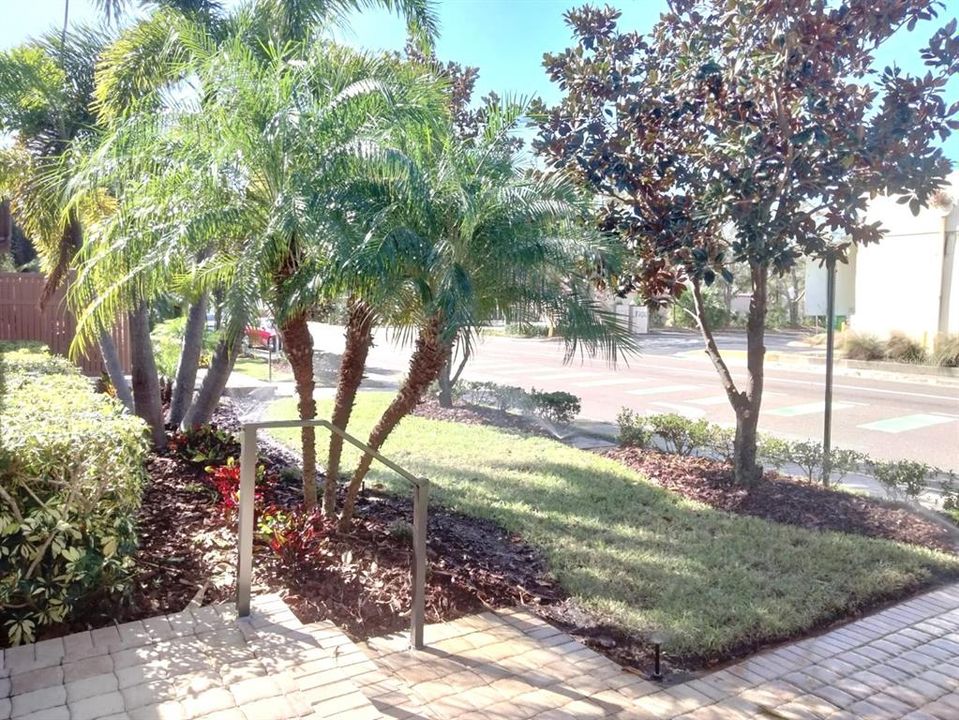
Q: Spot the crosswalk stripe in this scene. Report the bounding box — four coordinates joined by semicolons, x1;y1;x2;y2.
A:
531;371;599;381
858;414;957;434
687;395;730;406
768;401;857;417
626;384;698;396
574;378;649;388
650;402;707;418
469;363;524;373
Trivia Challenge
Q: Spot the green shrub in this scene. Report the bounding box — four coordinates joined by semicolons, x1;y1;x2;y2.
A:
758;435;791;469
151;316;217;378
0;348;76;377
459;381;531;413
529;389;581;424
616;408;652;448
673;287;730;329
0;351;148;645
527;389;579;424
932;333;959;368
759;437;863;485
705;425;736;463
941;473;959;516
645;413;712;456
870;459;933;500
0;340;47;354
504;322;550;338
842;332;885;361
885;332;927;363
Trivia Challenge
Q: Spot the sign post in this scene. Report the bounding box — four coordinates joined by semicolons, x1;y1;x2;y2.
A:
822;252;837;484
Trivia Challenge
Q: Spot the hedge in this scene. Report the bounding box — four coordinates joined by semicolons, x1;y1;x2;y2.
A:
0;345;148;645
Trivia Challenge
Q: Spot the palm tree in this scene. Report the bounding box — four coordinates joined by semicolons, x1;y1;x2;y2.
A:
80;0;438;471
0;25;136;413
73;21;444;507
335;100;634;529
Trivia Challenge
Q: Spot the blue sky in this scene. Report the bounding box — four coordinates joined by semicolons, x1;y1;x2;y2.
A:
7;0;957;162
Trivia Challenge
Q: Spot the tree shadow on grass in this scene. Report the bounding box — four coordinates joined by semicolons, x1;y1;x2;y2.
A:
363;450;959;663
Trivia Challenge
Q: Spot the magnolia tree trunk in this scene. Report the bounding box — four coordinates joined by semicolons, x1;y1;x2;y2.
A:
279;312;318;510
692;265;767;485
338;317;448;532
169;294;208;427
98;329;134;411
129;303;166;449
324;298;375;518
181;332;242;429
436;337;469;409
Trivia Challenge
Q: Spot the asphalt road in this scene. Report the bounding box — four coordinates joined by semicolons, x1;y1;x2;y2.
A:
308;325;959;472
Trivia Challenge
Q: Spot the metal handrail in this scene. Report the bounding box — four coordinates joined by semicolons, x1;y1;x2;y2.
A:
236;419;429;650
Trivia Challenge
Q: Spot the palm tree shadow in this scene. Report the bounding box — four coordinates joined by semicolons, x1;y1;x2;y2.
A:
313;349;400;390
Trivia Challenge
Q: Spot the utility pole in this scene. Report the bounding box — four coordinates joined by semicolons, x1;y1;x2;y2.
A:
822;251;837;484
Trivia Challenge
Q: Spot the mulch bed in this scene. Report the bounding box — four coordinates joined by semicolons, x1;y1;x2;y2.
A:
606;447;958;553
31;399;955;679
38;423;560;646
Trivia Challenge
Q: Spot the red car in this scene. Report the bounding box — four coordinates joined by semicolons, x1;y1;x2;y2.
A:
245;318;281;352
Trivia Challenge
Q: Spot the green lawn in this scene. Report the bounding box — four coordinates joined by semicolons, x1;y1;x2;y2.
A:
265;392;959;662
232;357;292;383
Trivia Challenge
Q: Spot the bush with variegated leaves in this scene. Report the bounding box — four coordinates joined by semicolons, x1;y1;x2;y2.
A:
0;346;148;645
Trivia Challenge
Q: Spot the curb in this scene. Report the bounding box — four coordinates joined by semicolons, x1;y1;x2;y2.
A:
765;352;959;379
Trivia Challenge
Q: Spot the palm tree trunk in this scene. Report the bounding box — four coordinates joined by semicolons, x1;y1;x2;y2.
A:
128;302;165;449
180;331;242;429
98;329;133;411
437;336;468;408
169;294;208;427
279;311;318;510
324;298;375;518
338;316;448;531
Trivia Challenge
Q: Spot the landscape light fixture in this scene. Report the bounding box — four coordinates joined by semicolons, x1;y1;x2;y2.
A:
649;632;665;681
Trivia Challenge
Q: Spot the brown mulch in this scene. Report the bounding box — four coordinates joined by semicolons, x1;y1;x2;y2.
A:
606;447;958;553
38;437;560;644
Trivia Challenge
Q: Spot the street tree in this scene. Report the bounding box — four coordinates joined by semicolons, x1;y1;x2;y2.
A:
538;0;959;484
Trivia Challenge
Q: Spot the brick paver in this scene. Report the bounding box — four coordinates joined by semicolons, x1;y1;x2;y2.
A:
2;584;957;718
0;595;378;720
356;583;959;718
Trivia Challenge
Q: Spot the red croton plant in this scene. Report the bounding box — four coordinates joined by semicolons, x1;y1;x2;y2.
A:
537;0;959;484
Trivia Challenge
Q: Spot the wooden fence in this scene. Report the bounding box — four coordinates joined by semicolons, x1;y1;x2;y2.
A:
0;272;132;376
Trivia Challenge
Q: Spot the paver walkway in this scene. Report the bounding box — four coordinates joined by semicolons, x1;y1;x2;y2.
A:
0;595;381;720
2;584;957;719
355;584;959;719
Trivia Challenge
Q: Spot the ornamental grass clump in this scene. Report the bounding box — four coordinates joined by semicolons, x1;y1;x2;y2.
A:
0;347;148;645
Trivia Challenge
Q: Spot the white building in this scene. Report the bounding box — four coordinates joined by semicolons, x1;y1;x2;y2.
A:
805;173;959;347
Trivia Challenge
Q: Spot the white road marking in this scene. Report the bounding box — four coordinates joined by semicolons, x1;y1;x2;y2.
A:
650;402;707;418
768;401;858;417
687;395;731;406
637;361;958;402
469;363;529;373
858;414;958;434
626;384;699;396
573;378;648;388
534;371;600;381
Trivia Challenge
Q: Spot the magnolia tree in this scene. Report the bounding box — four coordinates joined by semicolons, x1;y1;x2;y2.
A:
537;0;958;484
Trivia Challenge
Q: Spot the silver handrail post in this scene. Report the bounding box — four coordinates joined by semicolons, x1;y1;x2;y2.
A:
411;478;429;650
237;425;257;616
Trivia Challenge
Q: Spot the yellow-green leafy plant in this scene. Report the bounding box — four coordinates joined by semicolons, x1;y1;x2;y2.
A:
0;348;147;645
